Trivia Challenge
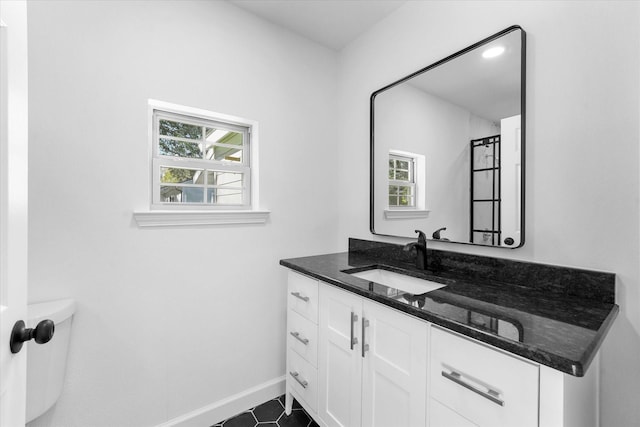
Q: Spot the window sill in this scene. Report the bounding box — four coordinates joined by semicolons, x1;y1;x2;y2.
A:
384;209;430;220
133;210;271;227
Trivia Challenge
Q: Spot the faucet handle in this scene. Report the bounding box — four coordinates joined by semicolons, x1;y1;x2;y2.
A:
432;227;447;240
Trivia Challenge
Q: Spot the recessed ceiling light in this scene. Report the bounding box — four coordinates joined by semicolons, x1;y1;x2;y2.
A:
482;46;505;59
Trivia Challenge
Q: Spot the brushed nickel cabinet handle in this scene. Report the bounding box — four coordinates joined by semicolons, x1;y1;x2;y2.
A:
350;312;359;350
290;292;309;302
289;331;309;345
362;318;370;358
442;370;504;406
289;371;308;388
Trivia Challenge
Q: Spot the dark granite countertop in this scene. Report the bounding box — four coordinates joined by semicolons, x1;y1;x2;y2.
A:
280;239;619;377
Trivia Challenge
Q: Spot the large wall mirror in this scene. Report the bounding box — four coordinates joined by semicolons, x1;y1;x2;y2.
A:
370;26;526;248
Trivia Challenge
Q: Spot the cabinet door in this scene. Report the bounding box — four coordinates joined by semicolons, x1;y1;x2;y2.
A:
361;300;428;427
318;285;363;427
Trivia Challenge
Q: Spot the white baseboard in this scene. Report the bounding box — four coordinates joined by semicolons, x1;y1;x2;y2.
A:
157;376;286;427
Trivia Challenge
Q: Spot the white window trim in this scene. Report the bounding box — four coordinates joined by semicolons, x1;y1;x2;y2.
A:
133;100;270;227
133;209;271;227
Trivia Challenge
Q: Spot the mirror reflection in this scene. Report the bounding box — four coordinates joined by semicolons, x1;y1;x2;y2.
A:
371;26;525;247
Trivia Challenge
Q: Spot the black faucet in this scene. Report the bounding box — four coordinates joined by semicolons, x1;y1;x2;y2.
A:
403;229;428;270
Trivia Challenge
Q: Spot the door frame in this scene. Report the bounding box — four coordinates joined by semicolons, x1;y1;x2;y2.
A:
0;1;29;425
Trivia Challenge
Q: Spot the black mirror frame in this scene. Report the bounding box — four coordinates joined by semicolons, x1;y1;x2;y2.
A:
369;25;526;248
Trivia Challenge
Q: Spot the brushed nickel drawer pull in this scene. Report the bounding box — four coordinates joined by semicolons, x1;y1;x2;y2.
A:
289;331;309;345
350;312;359;350
290;292;309;302
289;371;308;388
442;371;504;406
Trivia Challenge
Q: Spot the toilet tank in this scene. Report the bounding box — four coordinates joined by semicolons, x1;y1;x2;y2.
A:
26;299;76;423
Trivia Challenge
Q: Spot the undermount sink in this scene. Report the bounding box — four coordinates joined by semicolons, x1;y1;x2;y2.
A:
349;268;445;295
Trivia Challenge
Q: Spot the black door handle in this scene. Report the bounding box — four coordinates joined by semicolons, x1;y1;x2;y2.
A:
10;319;55;354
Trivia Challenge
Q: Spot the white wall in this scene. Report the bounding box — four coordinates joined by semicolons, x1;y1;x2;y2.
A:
337;2;640;426
27;1;339;426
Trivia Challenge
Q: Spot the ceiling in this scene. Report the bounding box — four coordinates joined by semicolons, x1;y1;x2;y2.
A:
229;0;407;50
408;29;522;122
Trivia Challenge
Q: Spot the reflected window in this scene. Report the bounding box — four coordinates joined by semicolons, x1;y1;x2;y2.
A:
388;154;415;207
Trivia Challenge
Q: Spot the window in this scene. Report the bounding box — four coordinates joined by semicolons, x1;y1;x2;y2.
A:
151;103;251;209
388;154;415;208
133;100;269;227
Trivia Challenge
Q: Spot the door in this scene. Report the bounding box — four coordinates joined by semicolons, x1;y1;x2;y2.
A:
318;285;363;427
0;1;29;426
361;300;428;427
500;115;521;247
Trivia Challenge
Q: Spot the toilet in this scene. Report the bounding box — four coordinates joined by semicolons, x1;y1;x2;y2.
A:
25;299;76;423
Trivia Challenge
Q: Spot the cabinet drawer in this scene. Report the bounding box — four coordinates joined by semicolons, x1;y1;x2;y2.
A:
430;398;478;427
288;271;319;323
287;349;318;413
430;327;539;427
287;309;318;367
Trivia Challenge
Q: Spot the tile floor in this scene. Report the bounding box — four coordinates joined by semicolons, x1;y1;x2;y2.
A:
211;395;319;427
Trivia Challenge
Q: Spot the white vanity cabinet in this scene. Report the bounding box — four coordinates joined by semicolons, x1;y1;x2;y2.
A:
284;270;599;427
318;283;429;427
